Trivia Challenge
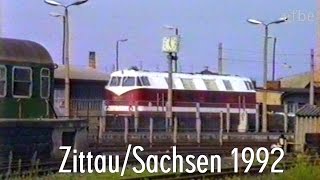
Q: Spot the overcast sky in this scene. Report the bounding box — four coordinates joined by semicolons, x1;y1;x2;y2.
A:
1;0;317;82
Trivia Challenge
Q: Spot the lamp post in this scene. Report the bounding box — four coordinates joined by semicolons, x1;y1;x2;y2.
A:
164;25;179;73
49;12;65;65
247;17;288;132
115;39;128;71
45;0;89;117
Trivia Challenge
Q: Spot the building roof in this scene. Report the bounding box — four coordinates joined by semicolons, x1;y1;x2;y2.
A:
296;105;320;117
0;38;52;65
279;72;310;89
54;65;109;81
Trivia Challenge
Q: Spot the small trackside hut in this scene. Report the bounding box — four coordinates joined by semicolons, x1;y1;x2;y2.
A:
295;105;320;153
0;38;88;161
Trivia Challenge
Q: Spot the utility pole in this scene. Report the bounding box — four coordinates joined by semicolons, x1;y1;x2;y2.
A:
310;49;315;105
218;42;223;74
272;38;277;81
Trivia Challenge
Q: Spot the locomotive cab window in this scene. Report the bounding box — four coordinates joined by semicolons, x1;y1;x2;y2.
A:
12;67;32;98
0;66;6;97
140;76;150;86
109;76;121;86
40;68;50;99
122;76;135;86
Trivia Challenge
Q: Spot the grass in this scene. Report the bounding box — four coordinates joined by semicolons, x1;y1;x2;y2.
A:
12;154;320;180
228;154;320;180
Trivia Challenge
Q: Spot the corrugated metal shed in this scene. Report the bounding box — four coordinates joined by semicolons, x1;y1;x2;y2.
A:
0;38;52;64
54;65;109;81
296;105;320;117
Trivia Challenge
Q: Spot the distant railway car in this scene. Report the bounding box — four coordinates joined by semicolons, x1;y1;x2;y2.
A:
104;69;257;132
0;38;55;118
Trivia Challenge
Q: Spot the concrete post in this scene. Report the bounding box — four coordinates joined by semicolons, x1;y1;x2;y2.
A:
149;117;153;145
173;116;178;144
165;102;169;132
134;103;139;133
284;104;288;133
226;103;230;133
98;116;106;144
255;104;260;133
219;111;223;146
124;117;129;144
196;103;201;144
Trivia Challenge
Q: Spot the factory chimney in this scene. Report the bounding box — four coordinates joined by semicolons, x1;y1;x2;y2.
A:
89;51;96;69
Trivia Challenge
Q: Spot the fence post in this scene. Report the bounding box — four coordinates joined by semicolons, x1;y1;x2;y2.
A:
149;102;153;146
5;151;12;180
134;103;139;133
196;103;201;144
99;117;106;144
284;104;288;133
226;103;230;133
87;101;90;117
17;159;21;177
255;104;260;133
124;117;129;144
149;117;153;146
219;111;223;146
173;116;178;144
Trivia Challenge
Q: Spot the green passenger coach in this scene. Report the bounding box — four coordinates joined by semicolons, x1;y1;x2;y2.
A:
0;38;55;118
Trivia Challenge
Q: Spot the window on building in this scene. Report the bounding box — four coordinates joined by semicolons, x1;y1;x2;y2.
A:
40;68;50;99
0;66;6;97
13;67;32;98
203;79;218;91
140;76;150;86
122;76;135;86
223;80;233;90
109;76;121;86
181;78;196;90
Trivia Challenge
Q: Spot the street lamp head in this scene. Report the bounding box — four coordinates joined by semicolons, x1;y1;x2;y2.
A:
119;39;128;42
247;19;263;25
49;12;64;17
272;17;288;24
44;0;62;6
164;25;176;30
70;0;89;6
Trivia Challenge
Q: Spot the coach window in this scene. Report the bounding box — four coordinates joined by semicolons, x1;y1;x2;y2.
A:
40;68;50;99
0;66;6;97
12;67;32;98
223;80;233;91
122;77;135;86
109;76;121;86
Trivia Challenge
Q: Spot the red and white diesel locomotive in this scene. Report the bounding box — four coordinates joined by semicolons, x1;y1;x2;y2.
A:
104;69;257;131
